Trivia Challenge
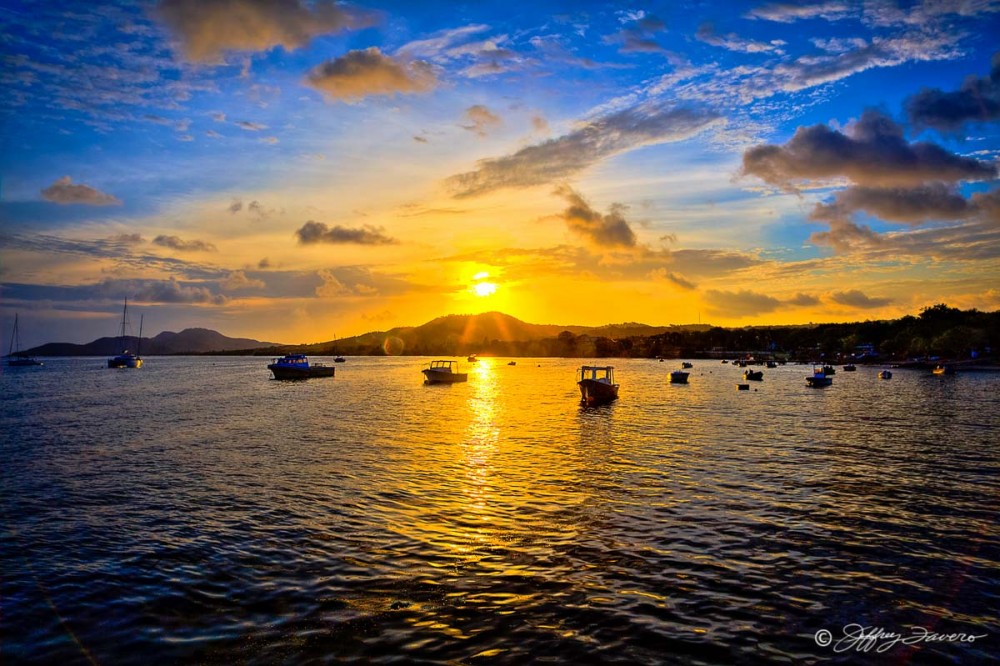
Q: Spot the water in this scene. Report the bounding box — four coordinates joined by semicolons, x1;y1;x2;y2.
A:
2;357;998;664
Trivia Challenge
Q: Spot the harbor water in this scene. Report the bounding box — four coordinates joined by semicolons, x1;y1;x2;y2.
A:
1;357;998;664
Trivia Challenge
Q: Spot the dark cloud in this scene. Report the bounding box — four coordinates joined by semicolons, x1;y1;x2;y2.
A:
153;235;218;252
604;14;667;53
811;183;975;225
446;103;722;198
41;176;121;206
787;292;821;306
809;218;884;253
236;121;267;131
704;289;783;317
742;110;997;190
554;185;637;248
110;233;145;244
651;270;697;290
228;199;243;213
829;289;892;308
305;47;436;103
906;52;1000;132
157;0;379;63
295;221;397;245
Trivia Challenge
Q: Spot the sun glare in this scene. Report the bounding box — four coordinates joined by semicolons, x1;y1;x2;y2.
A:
474;282;497;297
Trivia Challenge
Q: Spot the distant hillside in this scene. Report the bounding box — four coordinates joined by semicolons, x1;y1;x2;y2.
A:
271;311;711;357
23;328;283;356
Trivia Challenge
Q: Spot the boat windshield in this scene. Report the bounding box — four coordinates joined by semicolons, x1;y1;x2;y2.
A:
429;360;456;371
579;366;614;383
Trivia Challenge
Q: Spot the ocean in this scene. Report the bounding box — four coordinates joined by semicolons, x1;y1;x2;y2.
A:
2;356;998;664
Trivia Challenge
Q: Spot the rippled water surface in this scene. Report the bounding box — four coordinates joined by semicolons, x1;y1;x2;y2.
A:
2;357;998;664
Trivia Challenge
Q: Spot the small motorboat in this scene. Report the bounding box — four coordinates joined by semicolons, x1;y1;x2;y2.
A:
821;365;836;375
843;364;857;371
578;365;619;406
878;370;892;379
507;361;516;366
268;354;335;379
932;364;955;375
467;354;478;363
744;369;763;381
681;362;693;369
334;355;346;363
423;360;468;384
736;383;750;390
765;361;777;369
806;367;833;387
669;370;689;384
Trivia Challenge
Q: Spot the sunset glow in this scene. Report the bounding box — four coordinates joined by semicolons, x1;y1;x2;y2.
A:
2;1;999;346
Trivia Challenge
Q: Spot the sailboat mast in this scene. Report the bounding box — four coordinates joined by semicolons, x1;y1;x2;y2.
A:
137;314;143;356
8;313;17;357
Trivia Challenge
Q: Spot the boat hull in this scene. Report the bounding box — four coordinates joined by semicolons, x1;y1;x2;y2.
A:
268;365;335;380
579;379;619;405
108;355;142;369
744;371;763;381
8;358;43;367
422;369;468;383
669;371;689;384
806;376;833;387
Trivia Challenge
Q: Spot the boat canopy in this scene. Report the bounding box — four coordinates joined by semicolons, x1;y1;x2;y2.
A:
428;360;458;371
579;366;615;382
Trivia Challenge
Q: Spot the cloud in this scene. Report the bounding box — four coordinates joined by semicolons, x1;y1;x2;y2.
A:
446;103;722;198
905;51;1000;132
304;47;436;103
704;289;784;317
41;176;121;206
604;14;667;53
696;23;782;54
829;289;892;308
554;185;637;248
110;233;145;244
99;277;227;304
221;270;265;291
745;2;851;23
788;292;820;306
461;104;502;136
157;0;379;63
152;235;218;252
742;110;997;190
811;183;976;225
236;120;267;131
649;268;697;290
228;199;243;213
295;220;397;245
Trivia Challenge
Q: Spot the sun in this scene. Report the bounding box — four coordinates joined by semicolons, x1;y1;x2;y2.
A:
474;281;497;297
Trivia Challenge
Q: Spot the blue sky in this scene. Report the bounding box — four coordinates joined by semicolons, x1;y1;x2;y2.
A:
2;0;999;346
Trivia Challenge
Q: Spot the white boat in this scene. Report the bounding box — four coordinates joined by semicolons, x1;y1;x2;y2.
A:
423;360;468;383
107;300;143;369
6;314;43;367
578;365;619;405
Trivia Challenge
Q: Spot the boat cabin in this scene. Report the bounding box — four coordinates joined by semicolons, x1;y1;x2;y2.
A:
579;365;615;384
272;354;309;367
428;360;459;372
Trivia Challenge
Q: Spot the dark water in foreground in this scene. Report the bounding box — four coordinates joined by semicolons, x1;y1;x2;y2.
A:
2;357;998;664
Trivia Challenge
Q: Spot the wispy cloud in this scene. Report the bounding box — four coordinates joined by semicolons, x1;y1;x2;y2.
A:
460;104;502;136
156;0;379;63
696;23;783;54
603;13;667;53
829;289;892;308
305;48;437;103
41;176;121;206
446;103;723;198
295;221;397;245
745;2;852;23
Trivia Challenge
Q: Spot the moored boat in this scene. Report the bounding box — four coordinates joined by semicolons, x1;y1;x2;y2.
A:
806;367;833;387
578;365;619;405
107;300;143;369
932;364;955;375
843;364;857;371
821;365;836;375
879;370;893;379
268;354;335;379
765;360;777;369
744;369;763;381
467;354;478;363
681;362;693;369
423;359;468;383
6;314;43;367
669;370;689;384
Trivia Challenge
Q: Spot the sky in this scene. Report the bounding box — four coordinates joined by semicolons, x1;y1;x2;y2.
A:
2;0;999;347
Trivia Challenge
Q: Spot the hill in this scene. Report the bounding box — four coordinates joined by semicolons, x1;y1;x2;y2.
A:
23;328;282;356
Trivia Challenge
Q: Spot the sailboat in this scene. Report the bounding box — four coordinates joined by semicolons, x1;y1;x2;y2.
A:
6;314;43;367
107;299;143;369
